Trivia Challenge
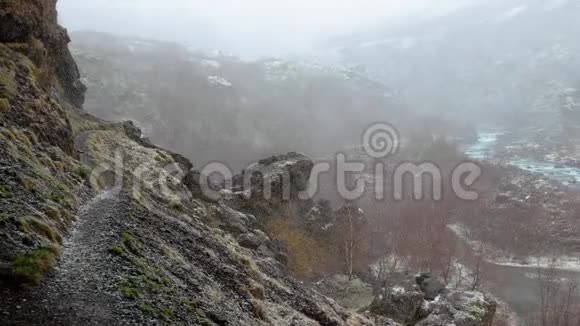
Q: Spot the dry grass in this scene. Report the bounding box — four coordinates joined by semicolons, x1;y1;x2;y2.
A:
0;66;18;99
266;217;337;279
0;98;10;115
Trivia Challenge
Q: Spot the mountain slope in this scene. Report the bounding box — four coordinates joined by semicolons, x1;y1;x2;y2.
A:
0;1;378;325
0;2;499;326
334;0;580;126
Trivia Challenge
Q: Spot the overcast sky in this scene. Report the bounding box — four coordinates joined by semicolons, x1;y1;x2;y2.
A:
57;0;471;58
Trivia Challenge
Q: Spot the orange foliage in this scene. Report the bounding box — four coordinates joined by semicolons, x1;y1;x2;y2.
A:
266;217;338;279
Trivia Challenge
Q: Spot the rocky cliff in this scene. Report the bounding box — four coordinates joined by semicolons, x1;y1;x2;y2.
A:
0;0;85;107
0;1;497;325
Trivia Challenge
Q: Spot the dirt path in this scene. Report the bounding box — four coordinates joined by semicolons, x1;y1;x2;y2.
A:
1;132;131;325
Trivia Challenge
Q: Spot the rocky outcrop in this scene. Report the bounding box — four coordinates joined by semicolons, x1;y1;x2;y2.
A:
370;272;496;326
415;273;444;301
0;0;85;107
232;152;314;200
122;120;193;172
417;290;496;326
370;285;425;325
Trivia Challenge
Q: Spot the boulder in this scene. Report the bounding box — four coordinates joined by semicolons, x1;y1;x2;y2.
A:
369;285;425;324
237;232;263;250
183;169;216;201
232;152;314;201
369;272;496;326
415;272;444;300
417;290;496;326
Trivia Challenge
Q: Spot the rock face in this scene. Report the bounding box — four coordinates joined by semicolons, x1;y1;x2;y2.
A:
122;120;193;172
233;152;314;200
370;285;425;325
0;0;85;107
370;273;496;326
417;290;496;326
415;273;444;301
0;0;90;285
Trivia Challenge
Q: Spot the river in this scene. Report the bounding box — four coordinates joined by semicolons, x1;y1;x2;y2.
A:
465;130;580;187
458;131;580;317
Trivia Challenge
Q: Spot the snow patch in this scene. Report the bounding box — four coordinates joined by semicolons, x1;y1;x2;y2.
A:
449;224;580;272
392;286;405;294
207;76;233;88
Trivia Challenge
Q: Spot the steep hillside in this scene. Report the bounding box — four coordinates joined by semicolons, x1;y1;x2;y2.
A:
69;31;407;170
0;2;498;326
0;2;377;325
335;0;580;128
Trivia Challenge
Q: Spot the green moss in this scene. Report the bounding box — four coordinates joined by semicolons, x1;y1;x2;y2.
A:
0;185;11;198
121;232;140;254
170;201;185;212
122;232;135;242
44;205;62;221
65;108;117;137
139;304;156;315
76;166;89;179
160;306;175;318
0;213;12;225
18;217;30;232
110;245;125;256
468;302;486;320
49;191;66;204
119;274;165;300
121;285;142;300
181;299;197;312
12;247;59;285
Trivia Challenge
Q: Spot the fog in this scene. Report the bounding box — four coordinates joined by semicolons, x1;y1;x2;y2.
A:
3;1;580;324
58;0;470;58
65;0;580;168
58;0;580;322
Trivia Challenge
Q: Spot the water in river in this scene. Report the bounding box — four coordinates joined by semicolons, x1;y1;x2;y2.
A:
462;131;580;315
465;131;580;186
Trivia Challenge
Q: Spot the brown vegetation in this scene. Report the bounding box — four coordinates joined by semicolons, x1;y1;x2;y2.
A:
525;262;580;326
266;216;339;279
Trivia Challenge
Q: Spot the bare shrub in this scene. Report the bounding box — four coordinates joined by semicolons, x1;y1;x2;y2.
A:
525;260;580;326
